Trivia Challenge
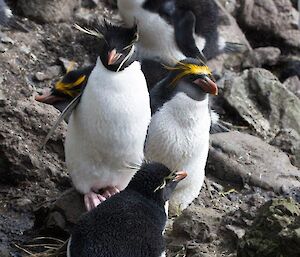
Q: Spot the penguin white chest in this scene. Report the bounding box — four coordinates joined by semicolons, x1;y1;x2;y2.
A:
65;60;151;194
145;93;211;213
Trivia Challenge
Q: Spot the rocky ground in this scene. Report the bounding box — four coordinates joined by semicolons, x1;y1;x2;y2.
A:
0;0;300;256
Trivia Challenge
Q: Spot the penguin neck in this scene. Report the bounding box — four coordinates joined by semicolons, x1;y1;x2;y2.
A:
150;73;208;114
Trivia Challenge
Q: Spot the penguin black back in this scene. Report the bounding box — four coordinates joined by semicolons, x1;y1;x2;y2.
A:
68;162;186;257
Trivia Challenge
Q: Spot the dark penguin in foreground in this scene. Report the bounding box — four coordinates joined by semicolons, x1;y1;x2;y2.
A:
67;162;187;257
144;58;218;215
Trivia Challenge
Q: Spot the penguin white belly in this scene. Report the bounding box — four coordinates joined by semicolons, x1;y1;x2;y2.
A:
65;60;151;194
118;1;191;64
145;93;211;214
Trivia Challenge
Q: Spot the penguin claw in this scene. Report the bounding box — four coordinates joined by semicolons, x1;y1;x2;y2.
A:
101;186;120;199
84;192;106;211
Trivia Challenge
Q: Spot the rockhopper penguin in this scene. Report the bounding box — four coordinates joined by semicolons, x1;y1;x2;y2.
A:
144;58;218;215
64;23;151;211
67;162;187;257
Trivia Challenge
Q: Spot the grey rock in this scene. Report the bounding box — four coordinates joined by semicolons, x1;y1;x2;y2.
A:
223;68;300;140
58;57;79;72
238;0;300;50
17;0;81;23
237;198;300;257
284;75;300;98
35;65;61;82
252;47;281;66
270;129;300;168
207;132;300;193
173;205;222;243
37;189;85;232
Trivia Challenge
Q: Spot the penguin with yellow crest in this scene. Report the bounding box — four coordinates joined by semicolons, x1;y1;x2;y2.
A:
144;58;218;215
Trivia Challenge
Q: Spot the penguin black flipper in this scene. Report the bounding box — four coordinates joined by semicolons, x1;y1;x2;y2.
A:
41;93;82;149
173;9;206;61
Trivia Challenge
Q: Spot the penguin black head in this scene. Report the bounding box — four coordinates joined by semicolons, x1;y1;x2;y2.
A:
167;58;218;96
35;23;139;105
97;21;139;72
127;162;187;205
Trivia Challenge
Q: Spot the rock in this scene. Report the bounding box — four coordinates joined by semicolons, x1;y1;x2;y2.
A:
173;205;222;243
283;76;300;98
207;0;252;75
237;0;300;50
223;68;300;140
252;47;281;66
35;65;61;82
280;60;300;81
207;132;300;193
58;57;79;72
237;198;300;257
17;0;81;23
218;0;240;16
0;99;67;185
270;129;300;168
35;189;85;232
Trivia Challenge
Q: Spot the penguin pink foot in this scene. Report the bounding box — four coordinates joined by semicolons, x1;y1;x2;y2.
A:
101;186;120;199
84;191;106;211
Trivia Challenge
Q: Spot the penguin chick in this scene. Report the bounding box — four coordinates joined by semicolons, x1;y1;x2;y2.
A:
0;0;28;32
65;22;151;211
67;162;187;257
144;58;218;215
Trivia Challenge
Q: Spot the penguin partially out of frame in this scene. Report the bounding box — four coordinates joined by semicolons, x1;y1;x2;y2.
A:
67;162;187;257
144;58;218;215
62;22;151;211
0;0;28;32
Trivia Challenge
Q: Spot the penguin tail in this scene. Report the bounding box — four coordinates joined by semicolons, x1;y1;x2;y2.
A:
210;110;230;134
224;42;246;54
210;122;231;134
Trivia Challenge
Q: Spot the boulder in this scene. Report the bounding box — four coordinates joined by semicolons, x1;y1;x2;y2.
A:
237;0;300;50
17;0;81;23
237;198;300;257
207;132;300;193
222;68;300;166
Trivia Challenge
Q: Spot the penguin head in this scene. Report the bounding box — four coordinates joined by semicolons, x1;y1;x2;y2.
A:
127;162;187;205
98;21;139;72
164;58;218;101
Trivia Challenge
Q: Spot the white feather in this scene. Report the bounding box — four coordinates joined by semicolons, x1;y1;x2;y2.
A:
145;93;211;215
65;58;151;194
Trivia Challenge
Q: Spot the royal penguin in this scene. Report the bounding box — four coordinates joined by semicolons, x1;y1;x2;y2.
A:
64;23;151;211
67;162;187;257
144;58;218;215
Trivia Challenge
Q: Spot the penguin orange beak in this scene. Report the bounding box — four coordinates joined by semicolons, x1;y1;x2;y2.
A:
107;49;122;65
173;171;187;182
193;76;218;96
35;91;65;104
